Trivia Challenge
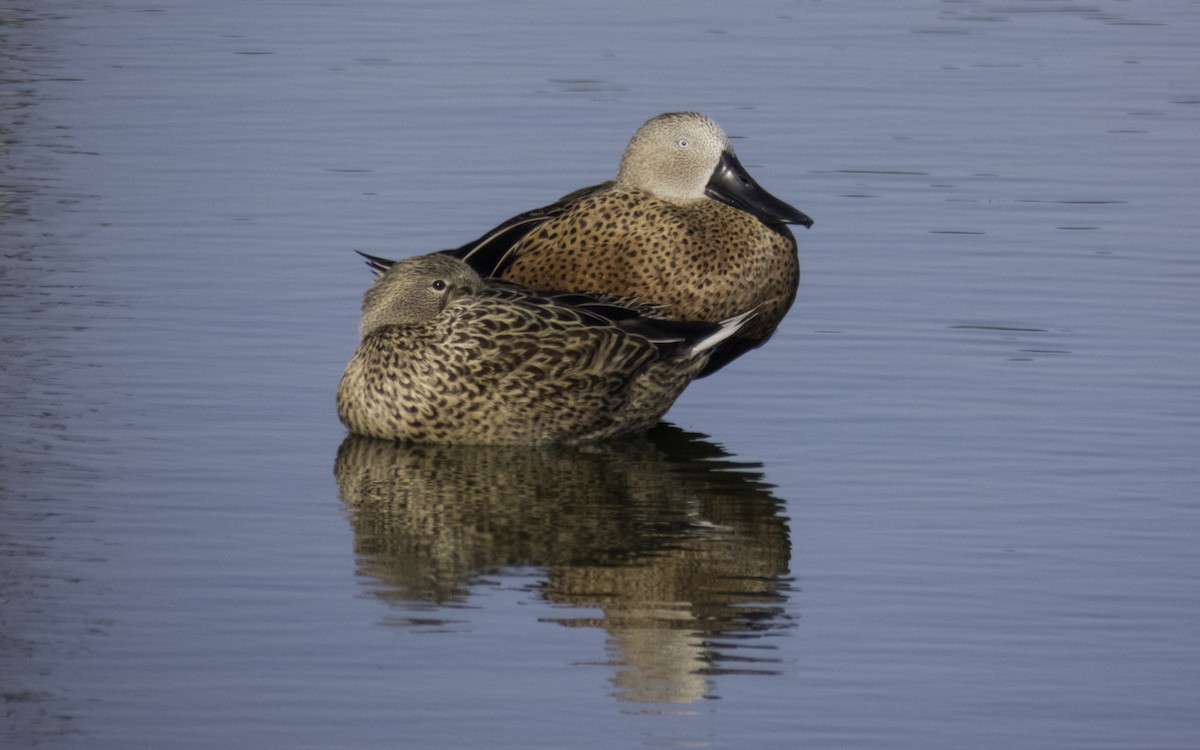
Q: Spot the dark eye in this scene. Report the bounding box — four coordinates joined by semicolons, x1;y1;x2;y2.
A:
431;279;447;291
677;138;690;148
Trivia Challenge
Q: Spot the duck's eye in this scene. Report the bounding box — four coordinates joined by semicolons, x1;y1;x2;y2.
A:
431;279;447;292
677;138;690;149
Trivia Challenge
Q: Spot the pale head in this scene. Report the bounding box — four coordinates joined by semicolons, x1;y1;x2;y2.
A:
613;112;732;201
359;254;482;337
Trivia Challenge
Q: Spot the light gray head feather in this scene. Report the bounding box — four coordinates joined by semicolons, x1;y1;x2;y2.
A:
614;111;732;201
359;254;482;337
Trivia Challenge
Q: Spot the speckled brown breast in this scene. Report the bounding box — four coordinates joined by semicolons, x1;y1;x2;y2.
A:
498;188;799;354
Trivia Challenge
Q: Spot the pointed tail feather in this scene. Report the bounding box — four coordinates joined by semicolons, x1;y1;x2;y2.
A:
355;251;396;277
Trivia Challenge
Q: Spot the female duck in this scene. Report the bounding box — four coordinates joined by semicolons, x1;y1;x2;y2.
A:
337;253;752;445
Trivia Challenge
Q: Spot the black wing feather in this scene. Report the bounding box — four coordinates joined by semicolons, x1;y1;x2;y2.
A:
443;182;611;277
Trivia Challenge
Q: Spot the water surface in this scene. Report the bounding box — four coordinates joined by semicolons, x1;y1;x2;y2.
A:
2;1;1198;748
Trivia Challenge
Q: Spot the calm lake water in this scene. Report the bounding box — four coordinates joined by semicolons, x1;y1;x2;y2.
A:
3;1;1198;748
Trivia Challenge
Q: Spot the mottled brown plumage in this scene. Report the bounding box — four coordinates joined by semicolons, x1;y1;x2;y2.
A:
367;112;811;375
337;253;753;445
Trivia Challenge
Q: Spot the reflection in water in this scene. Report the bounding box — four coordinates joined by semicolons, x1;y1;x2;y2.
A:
334;425;793;703
2;9;103;746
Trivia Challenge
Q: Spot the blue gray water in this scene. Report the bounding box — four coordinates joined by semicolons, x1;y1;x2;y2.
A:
2;1;1198;748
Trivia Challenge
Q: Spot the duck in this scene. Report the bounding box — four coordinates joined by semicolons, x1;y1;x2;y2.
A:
337;253;754;445
363;111;810;376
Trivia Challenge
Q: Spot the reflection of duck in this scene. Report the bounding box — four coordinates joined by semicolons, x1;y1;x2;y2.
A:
361;111;812;375
334;425;792;703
